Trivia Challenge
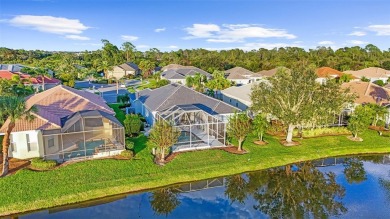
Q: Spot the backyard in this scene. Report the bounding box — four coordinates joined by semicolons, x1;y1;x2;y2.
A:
1;130;390;215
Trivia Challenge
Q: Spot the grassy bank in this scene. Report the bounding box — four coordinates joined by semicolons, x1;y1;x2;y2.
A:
108;103;126;123
1;130;390;216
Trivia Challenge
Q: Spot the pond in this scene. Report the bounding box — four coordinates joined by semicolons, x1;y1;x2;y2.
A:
17;154;390;218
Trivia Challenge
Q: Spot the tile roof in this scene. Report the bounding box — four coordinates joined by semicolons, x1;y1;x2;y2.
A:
257;67;290;77
0;85;114;133
344;67;390;79
341;81;390;105
0;70;61;84
316;67;344;78
136;83;239;115
225;67;254;76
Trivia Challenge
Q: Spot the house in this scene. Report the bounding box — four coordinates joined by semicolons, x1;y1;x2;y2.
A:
0;85;125;162
0;70;61;90
0;64;26;72
131;83;239;152
341;81;390;125
344;67;390;83
225;67;258;85
257;67;289;78
315;67;357;84
221;82;260;111
161;65;212;84
107;62;140;79
341;81;390;105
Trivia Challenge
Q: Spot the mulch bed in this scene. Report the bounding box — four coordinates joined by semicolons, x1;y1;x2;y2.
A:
280;140;301;146
218;146;248;154
0;154;30;176
253;140;268;145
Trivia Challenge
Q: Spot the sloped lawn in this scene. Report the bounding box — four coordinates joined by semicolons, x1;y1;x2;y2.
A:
1;130;389;216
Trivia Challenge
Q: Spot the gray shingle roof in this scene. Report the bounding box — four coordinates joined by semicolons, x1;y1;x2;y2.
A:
137;83;239;114
119;62;139;71
161;66;212;79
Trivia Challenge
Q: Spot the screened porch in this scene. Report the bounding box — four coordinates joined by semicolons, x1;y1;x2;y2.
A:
42;110;125;162
156;105;227;152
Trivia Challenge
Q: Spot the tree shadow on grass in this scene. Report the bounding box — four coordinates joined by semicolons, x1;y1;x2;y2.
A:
127;134;148;155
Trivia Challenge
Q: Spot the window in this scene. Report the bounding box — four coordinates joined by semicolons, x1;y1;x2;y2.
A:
27;134;37;151
10;135;16;152
48;136;55;148
236;103;238;107
229;99;232;103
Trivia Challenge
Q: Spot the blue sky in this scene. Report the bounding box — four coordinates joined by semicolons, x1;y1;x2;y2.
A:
0;0;389;51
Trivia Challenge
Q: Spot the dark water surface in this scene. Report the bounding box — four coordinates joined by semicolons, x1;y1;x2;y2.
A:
17;154;390;219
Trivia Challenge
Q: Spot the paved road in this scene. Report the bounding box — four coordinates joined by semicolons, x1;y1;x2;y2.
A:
76;79;141;103
75;79;141;89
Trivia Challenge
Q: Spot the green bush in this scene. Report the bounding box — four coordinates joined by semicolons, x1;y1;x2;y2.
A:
120;150;134;159
373;80;385;87
126;142;134;150
30;158;57;170
294;127;350;138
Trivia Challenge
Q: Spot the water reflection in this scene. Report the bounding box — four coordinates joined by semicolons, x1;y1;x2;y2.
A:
149;188;181;216
17;154;390;219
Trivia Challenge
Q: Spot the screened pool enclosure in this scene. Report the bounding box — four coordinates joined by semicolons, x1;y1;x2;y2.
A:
156;105;227;152
42;110;125;162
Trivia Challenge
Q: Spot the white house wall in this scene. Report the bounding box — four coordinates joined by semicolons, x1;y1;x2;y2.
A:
222;94;249;111
10;130;44;159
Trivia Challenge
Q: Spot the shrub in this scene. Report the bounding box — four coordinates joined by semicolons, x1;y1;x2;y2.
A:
126;141;134;150
30;158;57;170
120;150;134;159
294;127;350;138
373;80;385;87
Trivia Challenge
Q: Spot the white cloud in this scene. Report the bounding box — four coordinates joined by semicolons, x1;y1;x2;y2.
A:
65;35;90;41
185;24;221;38
318;41;335;45
184;23;296;43
367;24;390;36
348;31;366;36
154;27;166;33
121;35;139;41
347;40;369;45
167;45;178;49
8;15;89;35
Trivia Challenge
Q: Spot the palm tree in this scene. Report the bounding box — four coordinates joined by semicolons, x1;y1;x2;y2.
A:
0;96;36;176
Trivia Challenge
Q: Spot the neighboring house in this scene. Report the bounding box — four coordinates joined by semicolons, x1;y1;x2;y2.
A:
0;85;125;162
221;82;260;111
341;81;390;125
131;83;239;152
161;65;212;84
344;67;390;83
0;70;61;90
107;62;140;79
257;67;289;78
341;81;390;105
315;67;358;84
225;67;257;85
0;64;26;72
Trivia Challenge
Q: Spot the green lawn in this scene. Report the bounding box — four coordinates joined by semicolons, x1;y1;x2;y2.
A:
1;130;390;215
108;103;126;124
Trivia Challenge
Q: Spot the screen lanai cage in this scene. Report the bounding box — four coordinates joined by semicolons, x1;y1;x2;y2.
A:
42;110;125;162
155;105;227;152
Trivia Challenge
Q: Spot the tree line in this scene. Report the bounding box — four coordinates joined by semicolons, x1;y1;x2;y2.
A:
1;41;390;80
